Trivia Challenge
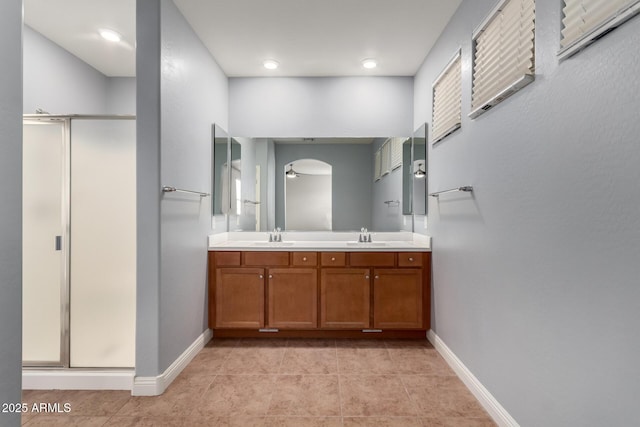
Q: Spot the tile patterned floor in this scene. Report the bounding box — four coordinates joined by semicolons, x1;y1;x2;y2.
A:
21;338;496;426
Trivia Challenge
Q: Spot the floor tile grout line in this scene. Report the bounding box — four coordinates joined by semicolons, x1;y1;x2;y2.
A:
398;373;425;420
262;373;281;419
209;338;238;376
276;338;289;374
264;338;288;418
335;340;345;422
325;339;345;426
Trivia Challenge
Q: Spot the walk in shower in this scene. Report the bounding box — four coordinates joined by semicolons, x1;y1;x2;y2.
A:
22;115;136;368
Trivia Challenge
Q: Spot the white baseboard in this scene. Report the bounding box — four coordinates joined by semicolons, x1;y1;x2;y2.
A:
132;328;212;396
22;329;213;394
22;369;134;391
427;330;519;427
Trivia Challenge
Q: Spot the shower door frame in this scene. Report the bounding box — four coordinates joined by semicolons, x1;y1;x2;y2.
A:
22;114;136;369
23;116;71;368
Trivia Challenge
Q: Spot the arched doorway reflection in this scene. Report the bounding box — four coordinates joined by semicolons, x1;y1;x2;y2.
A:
284;159;332;230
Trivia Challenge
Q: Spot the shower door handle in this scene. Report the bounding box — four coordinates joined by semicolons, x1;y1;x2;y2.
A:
55;236;62;251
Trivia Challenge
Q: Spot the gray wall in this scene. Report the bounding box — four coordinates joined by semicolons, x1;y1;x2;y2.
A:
0;2;22;426
137;0;228;376
229;77;413;137
24;25;135;115
23;26;108;114
415;1;640;425
136;0;162;378
106;77;136;115
275;143;373;231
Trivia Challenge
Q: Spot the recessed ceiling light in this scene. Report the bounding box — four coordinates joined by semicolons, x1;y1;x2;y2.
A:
99;29;122;43
263;59;279;70
362;59;377;69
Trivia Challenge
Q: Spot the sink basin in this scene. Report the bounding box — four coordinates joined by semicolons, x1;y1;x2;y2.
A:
345;242;389;247
250;241;295;247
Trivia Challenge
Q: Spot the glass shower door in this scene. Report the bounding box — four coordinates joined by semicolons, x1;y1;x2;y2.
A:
69;118;136;368
22;119;68;367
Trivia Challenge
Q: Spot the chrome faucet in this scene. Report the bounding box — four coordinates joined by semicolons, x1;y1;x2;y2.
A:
269;227;282;242
359;228;372;243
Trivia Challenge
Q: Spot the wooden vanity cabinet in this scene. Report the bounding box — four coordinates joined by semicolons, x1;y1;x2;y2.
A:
209;250;431;336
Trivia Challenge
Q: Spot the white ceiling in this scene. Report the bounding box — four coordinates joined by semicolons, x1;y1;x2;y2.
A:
24;0;462;78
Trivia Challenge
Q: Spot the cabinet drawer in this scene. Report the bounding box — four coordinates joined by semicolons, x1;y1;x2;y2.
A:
292;252;318;266
349;252;395;267
213;251;241;266
398;252;423;267
243;251;289;266
321;252;346;266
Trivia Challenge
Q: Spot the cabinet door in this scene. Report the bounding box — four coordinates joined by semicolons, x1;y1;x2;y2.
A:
373;269;423;329
267;268;318;329
215;268;265;328
320;269;370;329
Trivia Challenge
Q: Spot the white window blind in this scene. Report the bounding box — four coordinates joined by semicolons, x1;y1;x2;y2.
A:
559;0;640;59
432;51;462;143
374;150;381;181
380;140;391;176
470;0;535;119
391;137;403;170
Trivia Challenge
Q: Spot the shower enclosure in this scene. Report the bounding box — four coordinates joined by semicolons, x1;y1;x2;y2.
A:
22;115;136;368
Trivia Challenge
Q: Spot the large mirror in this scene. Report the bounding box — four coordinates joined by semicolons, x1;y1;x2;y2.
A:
212;124;228;216
212;125;244;231
412;123;427;216
214;135;428;232
402;138;413;215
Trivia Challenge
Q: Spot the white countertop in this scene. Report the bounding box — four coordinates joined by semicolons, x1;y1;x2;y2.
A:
208;231;431;252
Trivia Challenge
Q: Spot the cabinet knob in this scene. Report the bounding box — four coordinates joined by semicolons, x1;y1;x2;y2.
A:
303;257;307;261
365;275;370;279
331;257;336;261
259;274;263;279
408;257;414;262
374;275;379;279
269;274;273;279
